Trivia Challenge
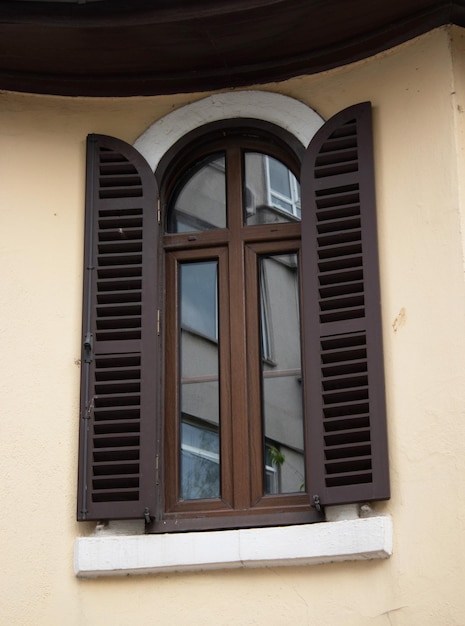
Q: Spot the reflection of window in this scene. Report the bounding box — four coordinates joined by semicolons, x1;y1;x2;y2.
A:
244;152;301;226
181;417;220;500
266;156;301;218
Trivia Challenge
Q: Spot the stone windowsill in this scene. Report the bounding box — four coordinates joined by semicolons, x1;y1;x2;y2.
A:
74;511;392;578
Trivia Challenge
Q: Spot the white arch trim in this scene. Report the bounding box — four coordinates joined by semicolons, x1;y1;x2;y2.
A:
134;90;324;172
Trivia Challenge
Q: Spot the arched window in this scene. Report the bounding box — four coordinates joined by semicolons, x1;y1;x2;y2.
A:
77;100;390;531
160;123;312;528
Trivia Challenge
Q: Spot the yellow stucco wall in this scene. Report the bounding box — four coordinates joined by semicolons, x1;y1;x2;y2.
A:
1;25;465;625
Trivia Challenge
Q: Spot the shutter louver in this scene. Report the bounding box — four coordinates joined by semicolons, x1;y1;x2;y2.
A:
78;135;159;521
302;103;389;506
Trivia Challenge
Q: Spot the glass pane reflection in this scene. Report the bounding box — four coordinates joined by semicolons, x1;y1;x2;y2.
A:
168;153;226;233
260;254;305;494
244;153;301;226
180;260;220;500
181;262;218;340
181;420;219;500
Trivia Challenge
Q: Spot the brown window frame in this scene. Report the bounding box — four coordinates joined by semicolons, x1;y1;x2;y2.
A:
156;124;321;532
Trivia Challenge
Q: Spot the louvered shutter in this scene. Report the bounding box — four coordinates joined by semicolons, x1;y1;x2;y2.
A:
302;102;389;506
77;134;159;521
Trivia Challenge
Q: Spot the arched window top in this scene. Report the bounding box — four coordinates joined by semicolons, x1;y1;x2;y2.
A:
160;121;304;233
134;90;324;172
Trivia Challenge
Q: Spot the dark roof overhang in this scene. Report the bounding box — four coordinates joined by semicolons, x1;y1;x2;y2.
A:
1;0;465;97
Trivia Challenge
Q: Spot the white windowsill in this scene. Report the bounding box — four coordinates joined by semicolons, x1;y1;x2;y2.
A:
74;514;392;578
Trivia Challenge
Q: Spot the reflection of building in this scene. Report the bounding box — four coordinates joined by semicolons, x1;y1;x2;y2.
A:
247;154;301;223
260;254;304;494
170;156;227;231
176;154;305;499
180;253;305;498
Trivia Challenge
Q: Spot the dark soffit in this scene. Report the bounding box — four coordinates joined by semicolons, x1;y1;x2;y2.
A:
1;0;465;96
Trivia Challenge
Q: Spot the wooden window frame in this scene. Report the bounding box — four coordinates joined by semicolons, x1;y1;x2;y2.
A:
158;127;320;532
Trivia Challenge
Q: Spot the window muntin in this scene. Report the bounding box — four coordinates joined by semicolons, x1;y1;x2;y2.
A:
163;135;310;525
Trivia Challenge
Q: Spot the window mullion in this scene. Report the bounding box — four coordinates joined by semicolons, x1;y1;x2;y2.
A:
227;144;252;509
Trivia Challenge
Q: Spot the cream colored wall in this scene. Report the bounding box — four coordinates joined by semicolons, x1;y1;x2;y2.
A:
1;25;465;625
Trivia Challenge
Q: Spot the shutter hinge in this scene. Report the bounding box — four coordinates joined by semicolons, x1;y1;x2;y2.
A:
312;494;322;512
157;198;161;225
157;309;161;336
83;332;93;364
144;507;152;524
155;453;159;485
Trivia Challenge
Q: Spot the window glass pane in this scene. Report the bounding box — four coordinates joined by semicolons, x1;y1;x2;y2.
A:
244;153;301;225
259;254;305;494
268;157;291;197
167;153;226;233
181;262;218;340
180;260;220;500
181;419;219;500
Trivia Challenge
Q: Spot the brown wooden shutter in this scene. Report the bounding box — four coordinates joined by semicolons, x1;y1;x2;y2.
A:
77;134;159;521
301;102;389;507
